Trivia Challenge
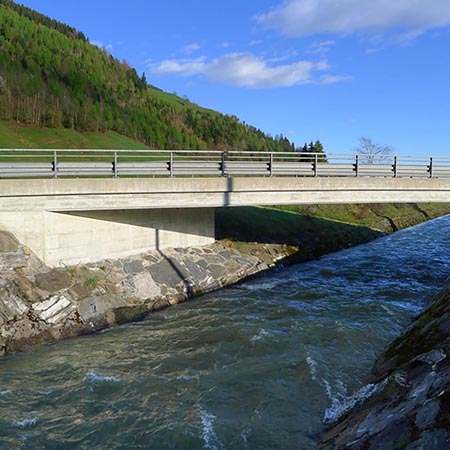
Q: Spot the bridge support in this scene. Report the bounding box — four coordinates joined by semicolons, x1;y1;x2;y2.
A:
1;176;450;267
0;208;215;267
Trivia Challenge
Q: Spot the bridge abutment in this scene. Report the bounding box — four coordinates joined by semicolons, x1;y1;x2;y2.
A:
0;208;215;267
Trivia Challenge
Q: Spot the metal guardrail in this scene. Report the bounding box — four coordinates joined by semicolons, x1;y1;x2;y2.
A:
0;149;450;179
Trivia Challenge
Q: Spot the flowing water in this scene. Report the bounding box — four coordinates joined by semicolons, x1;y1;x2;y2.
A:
1;216;450;449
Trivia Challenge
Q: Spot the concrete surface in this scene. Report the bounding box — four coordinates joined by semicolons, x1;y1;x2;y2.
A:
0;177;449;211
0;208;214;266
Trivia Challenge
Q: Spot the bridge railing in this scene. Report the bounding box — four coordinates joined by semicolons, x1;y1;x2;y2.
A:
0;149;450;179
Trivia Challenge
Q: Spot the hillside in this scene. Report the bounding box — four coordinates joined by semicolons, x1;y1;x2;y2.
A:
0;119;150;149
0;0;295;152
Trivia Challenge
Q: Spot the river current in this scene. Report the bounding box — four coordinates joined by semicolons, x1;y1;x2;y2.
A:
1;215;450;449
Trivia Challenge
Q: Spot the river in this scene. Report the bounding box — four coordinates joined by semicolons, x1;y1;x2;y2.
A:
1;215;450;449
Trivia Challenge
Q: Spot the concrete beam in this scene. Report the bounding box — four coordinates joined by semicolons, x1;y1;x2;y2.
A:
0;177;449;212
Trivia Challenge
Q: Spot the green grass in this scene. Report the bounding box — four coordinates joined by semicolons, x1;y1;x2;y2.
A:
147;87;218;114
0;120;150;150
83;131;149;150
272;203;450;231
85;276;99;290
216;203;450;247
216;206;381;247
148;89;187;110
0;121;203;164
0;120;156;162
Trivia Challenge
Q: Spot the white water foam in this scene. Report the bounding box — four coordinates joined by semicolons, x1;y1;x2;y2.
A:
241;427;251;447
13;418;38;428
196;405;223;450
380;304;395;316
83;371;121;383
250;328;270;344
389;301;423;314
176;374;200;381
306;355;318;381
35;390;53;396
242;281;277;291
323;378;388;423
0;390;13;396
322;379;347;423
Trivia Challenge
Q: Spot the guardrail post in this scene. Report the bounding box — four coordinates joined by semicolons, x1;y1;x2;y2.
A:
113;151;118;178
393;156;397;178
314;153;318;177
269;152;273;177
221;151;226;177
53;150;58;178
429;157;433;178
355;154;359;177
169;151;174;177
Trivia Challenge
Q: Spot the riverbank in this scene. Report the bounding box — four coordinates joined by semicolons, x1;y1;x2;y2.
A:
0;236;292;356
1;202;450;357
319;280;450;449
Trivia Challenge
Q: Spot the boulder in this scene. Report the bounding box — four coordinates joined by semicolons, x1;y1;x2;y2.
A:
0;231;19;253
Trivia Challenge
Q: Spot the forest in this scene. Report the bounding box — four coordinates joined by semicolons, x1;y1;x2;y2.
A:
0;0;305;152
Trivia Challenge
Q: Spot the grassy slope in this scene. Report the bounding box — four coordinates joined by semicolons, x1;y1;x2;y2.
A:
0;120;149;149
273;203;450;232
216;203;450;261
148;89;214;113
216;206;383;261
216;206;379;245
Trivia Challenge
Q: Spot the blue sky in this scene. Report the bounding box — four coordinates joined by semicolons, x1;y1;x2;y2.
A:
17;0;450;156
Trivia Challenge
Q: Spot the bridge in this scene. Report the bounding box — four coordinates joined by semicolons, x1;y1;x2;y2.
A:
0;149;449;267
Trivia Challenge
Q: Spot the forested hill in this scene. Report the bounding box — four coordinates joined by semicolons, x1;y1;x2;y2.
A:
0;0;296;151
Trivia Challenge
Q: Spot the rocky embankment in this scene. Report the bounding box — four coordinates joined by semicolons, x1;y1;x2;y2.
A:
0;230;299;356
320;281;450;450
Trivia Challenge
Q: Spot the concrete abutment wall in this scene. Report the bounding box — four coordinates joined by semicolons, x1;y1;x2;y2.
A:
0;208;215;267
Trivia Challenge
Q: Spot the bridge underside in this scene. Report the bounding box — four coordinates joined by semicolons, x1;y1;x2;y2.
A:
1;177;449;266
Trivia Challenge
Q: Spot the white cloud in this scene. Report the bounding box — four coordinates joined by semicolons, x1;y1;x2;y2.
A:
182;43;201;54
151;52;347;88
154;57;206;76
311;40;336;49
256;0;450;37
90;40;113;52
316;59;329;70
309;39;336;52
206;53;316;88
321;74;353;84
308;40;336;55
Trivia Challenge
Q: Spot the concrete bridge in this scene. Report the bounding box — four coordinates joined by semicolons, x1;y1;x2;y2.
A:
0;149;449;266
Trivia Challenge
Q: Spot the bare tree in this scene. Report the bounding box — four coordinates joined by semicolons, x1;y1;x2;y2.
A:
355;136;392;164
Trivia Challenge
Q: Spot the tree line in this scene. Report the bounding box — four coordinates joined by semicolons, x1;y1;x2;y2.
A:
296;140;327;161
